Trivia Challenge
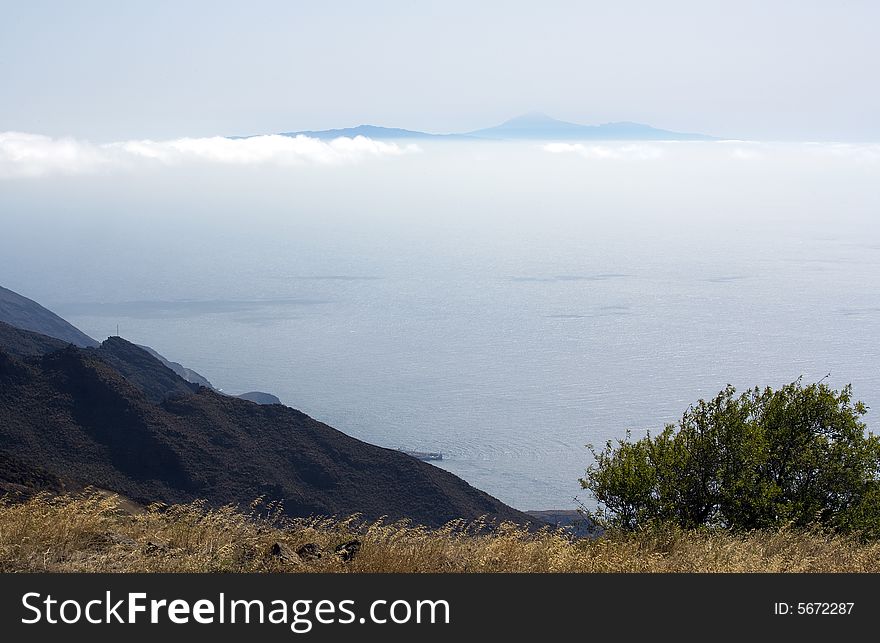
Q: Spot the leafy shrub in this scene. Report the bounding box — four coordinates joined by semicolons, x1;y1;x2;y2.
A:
581;380;880;536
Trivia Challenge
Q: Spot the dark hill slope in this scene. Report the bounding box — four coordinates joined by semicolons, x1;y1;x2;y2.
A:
0;449;65;497
0;322;196;403
0;332;533;527
0;320;69;357
95;336;199;403
0;346;195;502
137;344;214;389
1;285;281;405
0;286;98;348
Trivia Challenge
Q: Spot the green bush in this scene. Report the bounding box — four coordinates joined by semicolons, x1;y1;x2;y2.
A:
581;380;880;536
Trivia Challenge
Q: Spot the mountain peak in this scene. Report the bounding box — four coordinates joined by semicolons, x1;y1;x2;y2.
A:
468;113;716;141
496;112;581;130
501;111;560;125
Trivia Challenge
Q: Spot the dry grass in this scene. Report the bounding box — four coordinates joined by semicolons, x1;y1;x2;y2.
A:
1;492;878;573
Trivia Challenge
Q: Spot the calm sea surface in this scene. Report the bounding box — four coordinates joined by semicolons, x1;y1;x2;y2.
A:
3;141;879;509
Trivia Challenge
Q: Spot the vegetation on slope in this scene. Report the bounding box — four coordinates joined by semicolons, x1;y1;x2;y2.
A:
3;492;880;573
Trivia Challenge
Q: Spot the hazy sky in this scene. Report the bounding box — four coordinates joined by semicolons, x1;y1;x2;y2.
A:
1;0;877;141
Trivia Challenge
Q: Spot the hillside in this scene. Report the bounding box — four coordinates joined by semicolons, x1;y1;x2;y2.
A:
0;282;282;405
0;320;69;357
0;286;98;348
94;336;201;403
137;344;215;389
0;325;534;527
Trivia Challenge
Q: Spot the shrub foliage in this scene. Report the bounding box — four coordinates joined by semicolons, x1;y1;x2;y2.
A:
581;380;880;536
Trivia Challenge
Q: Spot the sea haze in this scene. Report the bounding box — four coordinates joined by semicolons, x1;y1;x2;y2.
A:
2;140;879;510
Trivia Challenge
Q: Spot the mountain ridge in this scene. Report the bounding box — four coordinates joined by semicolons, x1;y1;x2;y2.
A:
270;112;717;141
276;124;471;140
465;112;715;140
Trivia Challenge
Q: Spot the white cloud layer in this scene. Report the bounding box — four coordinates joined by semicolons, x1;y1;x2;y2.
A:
809;142;880;162
543;142;664;160
545;140;880;163
4;134;879;179
0;132;418;178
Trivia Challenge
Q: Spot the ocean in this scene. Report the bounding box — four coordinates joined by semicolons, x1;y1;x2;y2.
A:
2;140;879;510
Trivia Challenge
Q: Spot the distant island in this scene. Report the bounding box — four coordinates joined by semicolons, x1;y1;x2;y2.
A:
244;112;717;141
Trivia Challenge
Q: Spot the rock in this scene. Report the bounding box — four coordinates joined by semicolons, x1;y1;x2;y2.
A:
88;531;136;550
143;541;168;555
269;542;298;564
334;539;362;562
296;542;323;562
105;532;137;547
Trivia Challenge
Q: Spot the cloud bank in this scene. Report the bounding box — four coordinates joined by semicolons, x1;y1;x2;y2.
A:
0;132;418;178
4;134;878;179
544;140;880;163
543;142;664;160
811;142;880;162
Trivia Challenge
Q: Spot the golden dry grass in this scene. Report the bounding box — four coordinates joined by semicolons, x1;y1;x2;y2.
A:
1;492;878;573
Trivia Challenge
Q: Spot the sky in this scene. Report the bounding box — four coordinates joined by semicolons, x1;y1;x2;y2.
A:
0;0;878;142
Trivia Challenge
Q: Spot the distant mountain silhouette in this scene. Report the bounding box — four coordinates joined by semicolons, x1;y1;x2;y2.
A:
269;112;716;141
466;112;716;140
0;321;533;527
277;125;469;140
0;286;99;348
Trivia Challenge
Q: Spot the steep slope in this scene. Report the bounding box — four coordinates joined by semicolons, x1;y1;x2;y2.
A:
137;344;215;389
0;285;287;408
0;450;65;497
0;286;98;347
0;329;535;527
0;320;69;357
0;322;197;403
95;336;200;403
137;343;281;405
